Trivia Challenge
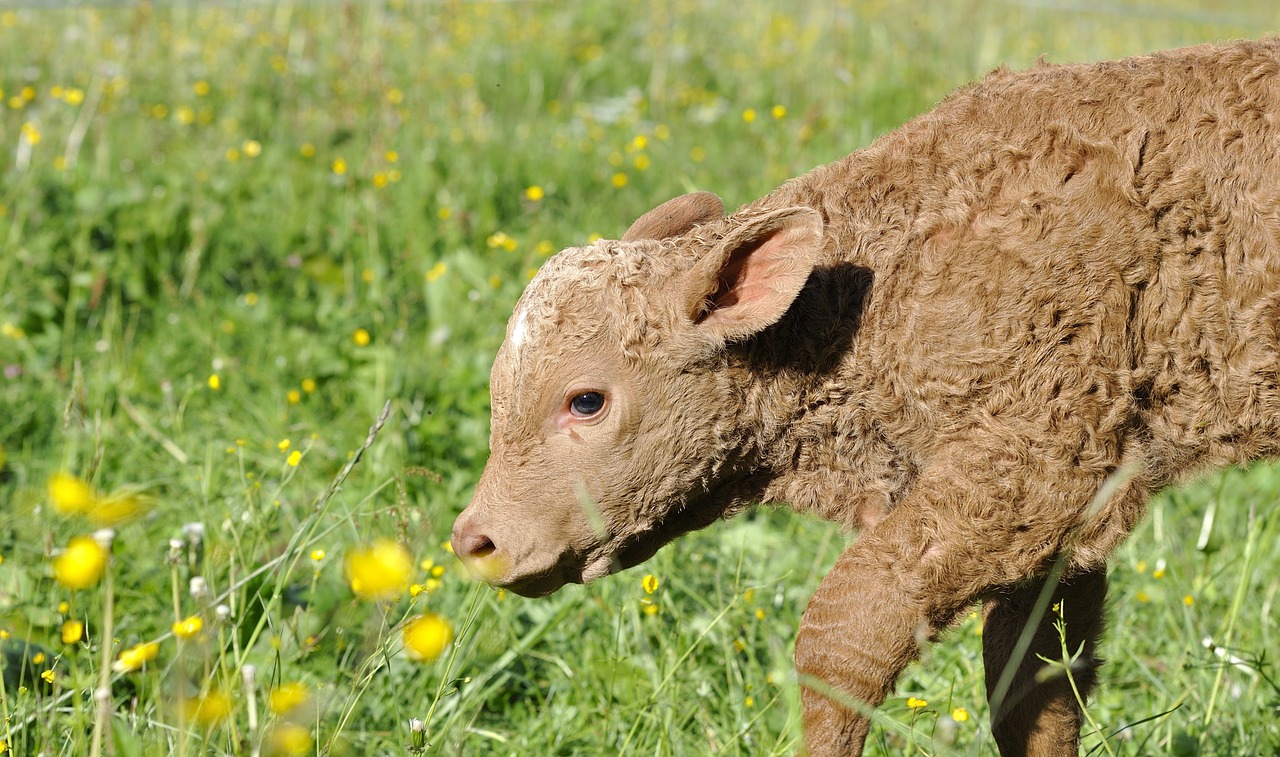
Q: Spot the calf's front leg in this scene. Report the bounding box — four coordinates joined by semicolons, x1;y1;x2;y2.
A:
795;509;942;755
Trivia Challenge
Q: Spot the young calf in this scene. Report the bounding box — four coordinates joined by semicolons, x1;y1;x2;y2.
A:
451;40;1280;755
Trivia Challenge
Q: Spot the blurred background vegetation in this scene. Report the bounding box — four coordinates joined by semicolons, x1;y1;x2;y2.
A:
0;1;1277;754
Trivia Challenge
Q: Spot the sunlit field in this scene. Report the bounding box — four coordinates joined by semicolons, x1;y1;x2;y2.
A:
1;1;1278;754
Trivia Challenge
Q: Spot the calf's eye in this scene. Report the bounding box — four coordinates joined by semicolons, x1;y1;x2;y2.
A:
569;391;606;418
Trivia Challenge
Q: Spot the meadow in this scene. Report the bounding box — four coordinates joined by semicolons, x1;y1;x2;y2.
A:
0;0;1278;754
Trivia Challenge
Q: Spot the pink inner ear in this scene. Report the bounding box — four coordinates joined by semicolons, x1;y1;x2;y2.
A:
698;230;797;327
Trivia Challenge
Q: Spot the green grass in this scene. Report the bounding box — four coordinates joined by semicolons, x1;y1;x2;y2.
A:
0;1;1278;754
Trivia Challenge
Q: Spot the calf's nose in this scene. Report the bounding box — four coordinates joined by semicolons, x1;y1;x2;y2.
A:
450;521;496;562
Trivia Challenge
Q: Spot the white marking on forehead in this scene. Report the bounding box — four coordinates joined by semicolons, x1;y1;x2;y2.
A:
510;304;530;350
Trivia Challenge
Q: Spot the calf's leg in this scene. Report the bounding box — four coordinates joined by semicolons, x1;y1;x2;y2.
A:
795;512;939;755
982;568;1108;757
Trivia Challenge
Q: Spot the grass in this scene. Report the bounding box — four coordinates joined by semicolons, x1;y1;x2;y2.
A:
0;0;1278;754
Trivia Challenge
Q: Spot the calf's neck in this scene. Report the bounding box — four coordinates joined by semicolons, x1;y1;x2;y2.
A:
452;40;1280;755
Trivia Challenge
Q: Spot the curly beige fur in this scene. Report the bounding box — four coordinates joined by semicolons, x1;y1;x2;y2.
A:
452;40;1280;755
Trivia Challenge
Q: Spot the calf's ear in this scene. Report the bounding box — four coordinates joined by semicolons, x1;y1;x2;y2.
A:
683;206;823;342
623;191;725;242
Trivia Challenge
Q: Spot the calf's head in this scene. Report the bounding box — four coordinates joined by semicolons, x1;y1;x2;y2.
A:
450;192;824;596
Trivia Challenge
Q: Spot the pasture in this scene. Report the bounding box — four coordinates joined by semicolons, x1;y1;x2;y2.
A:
0;1;1277;753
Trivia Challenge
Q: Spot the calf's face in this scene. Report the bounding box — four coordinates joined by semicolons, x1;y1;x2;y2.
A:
451;193;823;596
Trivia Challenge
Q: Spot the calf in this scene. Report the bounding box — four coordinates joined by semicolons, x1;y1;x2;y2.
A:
451;40;1280;755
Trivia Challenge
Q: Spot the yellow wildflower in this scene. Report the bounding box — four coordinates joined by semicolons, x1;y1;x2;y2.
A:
268;682;311;715
906;697;928;709
611;172;628;188
771;104;787;119
287;450;302;467
332;157;347;175
90;493;148;526
61;619;84;644
49;473;96;514
310;549;326;562
742;108;757;123
208;374;221;390
524;185;544;201
402;613;453;662
172;615;203;639
40;669;54;684
278;439;291;451
287;390;301;404
53;536;107;589
425;262;447;282
183;690;233;726
301;378;317;393
352;328;371;346
113;641;160;673
951;707;969;722
641;574;659;594
265;723;313;756
345;539;413;600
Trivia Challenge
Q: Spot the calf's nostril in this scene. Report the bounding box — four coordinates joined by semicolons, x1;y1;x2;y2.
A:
471;537;496;559
451;528;497;561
